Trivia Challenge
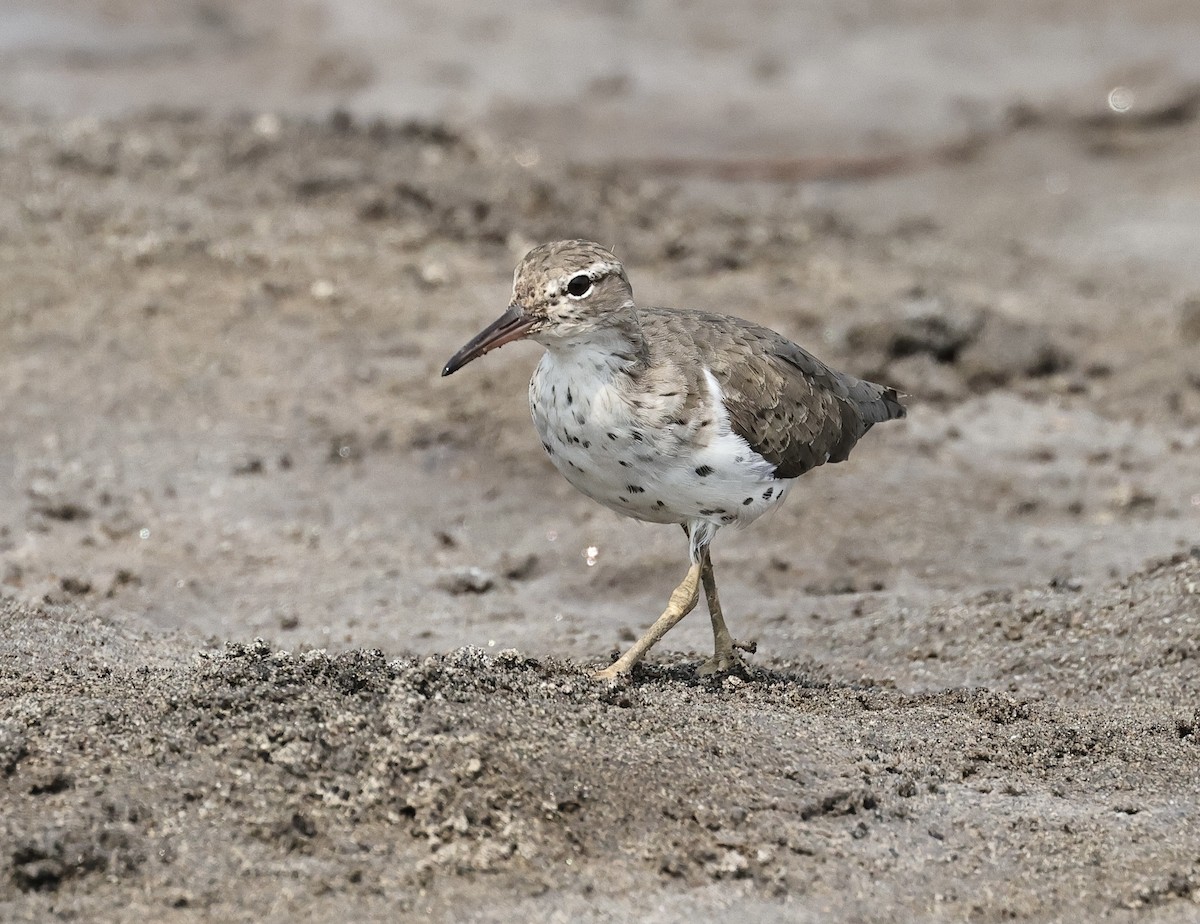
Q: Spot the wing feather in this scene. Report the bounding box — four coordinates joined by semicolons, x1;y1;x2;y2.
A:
642;308;905;479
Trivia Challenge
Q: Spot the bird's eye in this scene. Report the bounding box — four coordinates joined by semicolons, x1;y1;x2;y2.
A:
566;274;593;298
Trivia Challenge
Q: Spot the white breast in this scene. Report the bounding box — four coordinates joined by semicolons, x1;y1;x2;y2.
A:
530;353;790;529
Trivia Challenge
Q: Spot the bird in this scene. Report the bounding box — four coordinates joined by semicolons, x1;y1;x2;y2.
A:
442;240;906;680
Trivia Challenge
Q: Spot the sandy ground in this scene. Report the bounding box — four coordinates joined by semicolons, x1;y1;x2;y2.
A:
2;2;1200;922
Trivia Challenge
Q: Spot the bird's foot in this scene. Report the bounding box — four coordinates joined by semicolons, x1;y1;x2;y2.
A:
591;561;704;682
591;660;628;682
696;638;756;677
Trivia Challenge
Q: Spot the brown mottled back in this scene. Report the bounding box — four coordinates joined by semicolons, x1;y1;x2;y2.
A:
639;308;906;479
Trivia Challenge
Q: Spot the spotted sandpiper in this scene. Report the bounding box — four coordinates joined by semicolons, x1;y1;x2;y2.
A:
442;240;906;679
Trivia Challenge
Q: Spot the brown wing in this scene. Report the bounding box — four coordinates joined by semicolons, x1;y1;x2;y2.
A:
646;308;906;479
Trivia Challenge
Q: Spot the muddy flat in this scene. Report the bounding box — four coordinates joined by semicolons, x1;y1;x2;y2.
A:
2;2;1200;920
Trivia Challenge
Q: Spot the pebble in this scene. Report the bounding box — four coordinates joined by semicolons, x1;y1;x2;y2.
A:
437;567;497;595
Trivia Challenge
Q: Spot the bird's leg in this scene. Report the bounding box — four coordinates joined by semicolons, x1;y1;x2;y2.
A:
592;560;702;680
696;548;756;677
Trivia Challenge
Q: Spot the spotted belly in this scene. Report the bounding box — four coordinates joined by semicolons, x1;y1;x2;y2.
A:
529;359;791;529
547;440;791;528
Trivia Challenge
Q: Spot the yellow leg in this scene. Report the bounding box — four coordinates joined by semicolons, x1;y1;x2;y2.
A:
593;561;702;680
696;549;755;676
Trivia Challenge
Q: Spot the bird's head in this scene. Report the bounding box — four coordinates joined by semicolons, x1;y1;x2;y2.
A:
442;240;635;376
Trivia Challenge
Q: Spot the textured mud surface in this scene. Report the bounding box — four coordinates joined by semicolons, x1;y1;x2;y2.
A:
2;552;1199;923
2;26;1200;920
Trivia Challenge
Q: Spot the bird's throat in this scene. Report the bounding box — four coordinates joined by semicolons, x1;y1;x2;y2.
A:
537;317;648;374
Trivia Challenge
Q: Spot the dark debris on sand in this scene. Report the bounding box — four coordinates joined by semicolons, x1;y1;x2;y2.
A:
2;551;1199;922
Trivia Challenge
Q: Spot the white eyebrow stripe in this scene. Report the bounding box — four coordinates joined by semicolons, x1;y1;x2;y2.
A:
545;260;622;298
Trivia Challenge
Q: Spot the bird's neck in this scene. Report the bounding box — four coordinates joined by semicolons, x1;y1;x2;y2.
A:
540;314;649;373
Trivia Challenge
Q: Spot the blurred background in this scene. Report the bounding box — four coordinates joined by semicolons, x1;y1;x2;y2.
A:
5;0;1200;163
3;7;1200;917
1;1;1198;656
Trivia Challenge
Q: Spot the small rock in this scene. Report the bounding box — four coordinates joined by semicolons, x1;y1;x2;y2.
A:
1107;482;1156;513
28;494;90;522
417;261;451;288
1049;574;1084;592
500;552;538;581
804;576;858;595
957;311;1071;389
59;576;92;596
845;298;982;363
708;848;749;879
437;567;496;595
233;457;264;476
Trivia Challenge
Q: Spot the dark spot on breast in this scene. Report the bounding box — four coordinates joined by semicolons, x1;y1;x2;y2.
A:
566;387;573;405
721;514;738;524
626;484;645;494
734;455;744;463
581;440;590;449
698;419;710;428
695;465;714;477
619;496;628;502
573;412;586;426
763;487;774;500
698;508;716;516
631;431;643;442
654;500;665;508
743;497;753;505
618;460;629;467
607;432;617;440
542;442;554;456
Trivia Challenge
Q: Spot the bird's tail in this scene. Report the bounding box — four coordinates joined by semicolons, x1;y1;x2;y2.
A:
850;379;907;424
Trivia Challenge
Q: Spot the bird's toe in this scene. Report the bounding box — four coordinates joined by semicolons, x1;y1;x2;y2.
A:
697;638;756;677
591;662;626;682
696;651;740;677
